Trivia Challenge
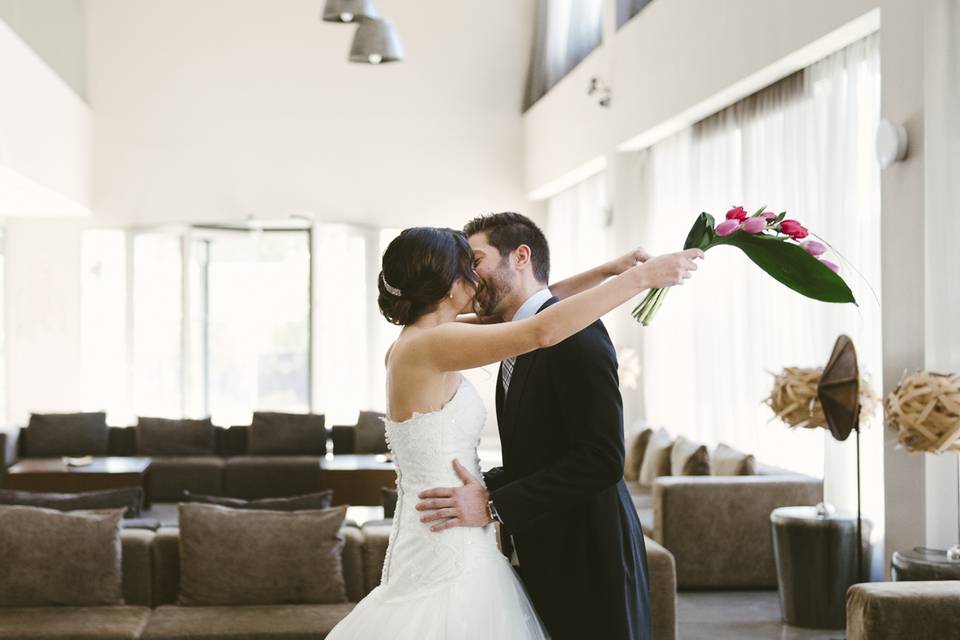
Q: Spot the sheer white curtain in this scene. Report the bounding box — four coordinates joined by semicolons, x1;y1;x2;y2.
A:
547;171;610;281
637;34;881;498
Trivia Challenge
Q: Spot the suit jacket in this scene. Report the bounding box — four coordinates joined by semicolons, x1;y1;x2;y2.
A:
485;297;652;640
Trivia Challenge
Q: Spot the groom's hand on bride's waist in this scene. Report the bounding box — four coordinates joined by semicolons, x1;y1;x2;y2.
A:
416;459;493;532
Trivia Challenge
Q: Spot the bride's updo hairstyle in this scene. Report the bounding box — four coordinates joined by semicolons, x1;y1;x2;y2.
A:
378;227;481;326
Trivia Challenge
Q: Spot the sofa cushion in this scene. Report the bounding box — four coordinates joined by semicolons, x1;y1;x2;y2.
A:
249;412;326;455
0;487;143;518
624;428;653;481
178;503;348;606
670;435;710;476
146;457;225;502
711;443;756;475
141;603;356;639
181;489;333;511
638;428;673;485
25;411;108;456
355;411;388;454
136;417;216;456
0;506;124;607
222;455;323;499
0;605;151;639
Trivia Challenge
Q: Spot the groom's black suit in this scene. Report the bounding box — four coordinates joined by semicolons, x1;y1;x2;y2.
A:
484;297;652;640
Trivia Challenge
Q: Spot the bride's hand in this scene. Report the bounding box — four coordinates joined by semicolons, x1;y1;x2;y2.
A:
632;249;704;289
416;459;492;532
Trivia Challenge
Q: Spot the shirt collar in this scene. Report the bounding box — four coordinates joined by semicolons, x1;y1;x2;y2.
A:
511;287;553;322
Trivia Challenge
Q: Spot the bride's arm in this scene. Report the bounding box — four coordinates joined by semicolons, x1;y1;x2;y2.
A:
405;249;702;373
549;246;652;300
454;246;652;324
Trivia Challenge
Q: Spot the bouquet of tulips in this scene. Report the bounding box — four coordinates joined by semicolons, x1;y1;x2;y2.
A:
632;206;856;325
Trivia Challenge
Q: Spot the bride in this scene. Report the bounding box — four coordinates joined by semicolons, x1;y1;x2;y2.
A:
326;226;701;639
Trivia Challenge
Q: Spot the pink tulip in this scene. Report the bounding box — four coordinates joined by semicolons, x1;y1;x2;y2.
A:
761;211;777;220
740;217;768;234
725;206;748;221
780;220;809;240
802;240;827;257
716;220;740;237
820;259;840;273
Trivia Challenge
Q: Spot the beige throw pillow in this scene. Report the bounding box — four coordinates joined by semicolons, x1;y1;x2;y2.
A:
0;505;124;606
711;443;757;476
178;503;348;606
670;435;711;476
638;428;673;485
624;429;654;481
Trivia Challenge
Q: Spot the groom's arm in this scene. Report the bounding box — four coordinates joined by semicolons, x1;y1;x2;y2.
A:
488;323;624;532
483;466;508;492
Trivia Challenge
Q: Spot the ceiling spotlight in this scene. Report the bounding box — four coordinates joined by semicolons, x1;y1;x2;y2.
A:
322;0;377;24
349;17;404;64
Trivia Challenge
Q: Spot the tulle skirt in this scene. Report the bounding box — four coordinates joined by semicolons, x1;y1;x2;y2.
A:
326;557;548;639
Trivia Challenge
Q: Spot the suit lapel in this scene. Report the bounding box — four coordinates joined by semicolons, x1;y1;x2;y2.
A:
501;296;559;446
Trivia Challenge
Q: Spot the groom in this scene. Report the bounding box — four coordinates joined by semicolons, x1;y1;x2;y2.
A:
416;212;653;640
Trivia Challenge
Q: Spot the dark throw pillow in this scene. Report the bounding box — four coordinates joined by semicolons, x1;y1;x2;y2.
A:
25;412;109;457
180;489;333;511
136;416;216;456
248;412;326;455
0;487;144;518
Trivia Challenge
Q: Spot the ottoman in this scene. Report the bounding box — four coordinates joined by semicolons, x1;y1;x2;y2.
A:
846;581;960;639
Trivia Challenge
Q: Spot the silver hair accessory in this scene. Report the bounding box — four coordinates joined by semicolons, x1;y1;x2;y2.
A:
381;272;402;297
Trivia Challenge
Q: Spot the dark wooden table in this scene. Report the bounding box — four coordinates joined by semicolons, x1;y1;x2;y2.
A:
319;454;396;507
5;457;152;507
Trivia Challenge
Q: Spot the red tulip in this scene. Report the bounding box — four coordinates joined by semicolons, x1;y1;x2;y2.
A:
780;220;808;240
725;206;748;221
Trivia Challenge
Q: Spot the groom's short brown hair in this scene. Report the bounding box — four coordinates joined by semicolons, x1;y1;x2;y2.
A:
463;212;550;284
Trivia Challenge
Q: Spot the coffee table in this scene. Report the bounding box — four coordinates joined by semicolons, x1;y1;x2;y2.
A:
5;457;152;507
319;454;396;507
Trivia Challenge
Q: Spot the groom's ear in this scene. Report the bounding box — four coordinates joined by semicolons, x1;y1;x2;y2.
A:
513;244;532;270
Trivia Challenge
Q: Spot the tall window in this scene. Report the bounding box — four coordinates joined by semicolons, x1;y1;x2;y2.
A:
132;232;183;419
635;35;881;501
81;230;129;424
187;227;311;426
524;0;604;110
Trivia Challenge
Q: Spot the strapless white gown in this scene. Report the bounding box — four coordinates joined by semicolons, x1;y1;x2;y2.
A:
326;377;548;639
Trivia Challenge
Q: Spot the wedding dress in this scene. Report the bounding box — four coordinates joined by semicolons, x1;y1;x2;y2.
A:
326;377;548;639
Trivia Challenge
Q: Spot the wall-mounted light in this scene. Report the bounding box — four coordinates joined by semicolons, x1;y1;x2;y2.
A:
588;75;611;108
876;118;908;169
321;0;377;24
349;17;404;64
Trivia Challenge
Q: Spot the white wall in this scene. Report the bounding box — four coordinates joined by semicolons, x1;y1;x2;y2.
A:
0;0;85;99
86;0;537;229
3;218;86;427
0;17;92;217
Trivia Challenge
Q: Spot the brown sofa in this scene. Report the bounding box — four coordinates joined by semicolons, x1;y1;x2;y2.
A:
0;524;375;639
625;435;822;589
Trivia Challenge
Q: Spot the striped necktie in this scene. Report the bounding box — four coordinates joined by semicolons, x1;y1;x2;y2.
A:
501;356;516;394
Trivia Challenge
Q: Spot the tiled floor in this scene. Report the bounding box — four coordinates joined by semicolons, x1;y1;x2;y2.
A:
678;590;847;640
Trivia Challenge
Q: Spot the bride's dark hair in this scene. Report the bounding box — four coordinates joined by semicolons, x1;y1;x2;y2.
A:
378;227;481;326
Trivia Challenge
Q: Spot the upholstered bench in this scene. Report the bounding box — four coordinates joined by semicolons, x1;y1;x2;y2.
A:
846;581;960;639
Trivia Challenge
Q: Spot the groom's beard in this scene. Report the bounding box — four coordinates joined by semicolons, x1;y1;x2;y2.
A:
478;265;514;318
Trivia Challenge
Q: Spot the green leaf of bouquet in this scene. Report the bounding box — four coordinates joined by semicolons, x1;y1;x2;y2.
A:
751;205;767;217
774;212;787;224
709;232;857;304
683;212;715;251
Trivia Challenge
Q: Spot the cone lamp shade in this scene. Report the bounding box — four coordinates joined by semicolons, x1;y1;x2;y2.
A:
817;335;861;441
322;0;377;24
349;17;404;64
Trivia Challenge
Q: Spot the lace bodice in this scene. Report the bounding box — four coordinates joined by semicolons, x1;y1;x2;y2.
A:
380;377;502;598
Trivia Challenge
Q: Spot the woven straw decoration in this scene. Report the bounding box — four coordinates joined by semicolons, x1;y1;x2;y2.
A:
766;367;878;430
885;371;960;454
